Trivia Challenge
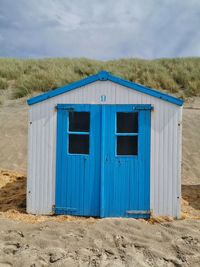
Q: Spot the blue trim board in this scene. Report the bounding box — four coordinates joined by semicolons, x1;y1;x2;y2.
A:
27;71;184;106
57;103;153;110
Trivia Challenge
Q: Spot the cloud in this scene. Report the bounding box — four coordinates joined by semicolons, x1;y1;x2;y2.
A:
0;0;200;59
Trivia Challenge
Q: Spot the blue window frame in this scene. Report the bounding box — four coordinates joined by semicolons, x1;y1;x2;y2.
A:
116;112;138;156
67;111;90;155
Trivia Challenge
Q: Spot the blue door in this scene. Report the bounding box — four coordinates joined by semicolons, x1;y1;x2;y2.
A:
101;105;151;218
55;104;151;218
55;104;101;216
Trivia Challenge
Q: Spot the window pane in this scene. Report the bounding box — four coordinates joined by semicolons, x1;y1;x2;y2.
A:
69;134;89;154
69;112;90;132
117;112;138;133
117;136;138;155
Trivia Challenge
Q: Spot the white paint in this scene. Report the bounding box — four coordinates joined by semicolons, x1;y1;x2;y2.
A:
27;80;182;217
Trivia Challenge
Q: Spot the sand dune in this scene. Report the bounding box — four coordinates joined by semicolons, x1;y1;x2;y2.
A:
182;99;200;185
0;98;28;172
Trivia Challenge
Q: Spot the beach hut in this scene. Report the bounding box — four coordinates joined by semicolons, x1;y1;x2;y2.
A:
27;71;184;218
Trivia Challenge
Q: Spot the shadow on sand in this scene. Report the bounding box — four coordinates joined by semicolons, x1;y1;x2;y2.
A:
182;184;200;211
0;171;26;213
0;170;200;216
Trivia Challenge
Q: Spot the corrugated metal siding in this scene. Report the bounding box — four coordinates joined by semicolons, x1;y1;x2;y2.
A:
27;81;182;217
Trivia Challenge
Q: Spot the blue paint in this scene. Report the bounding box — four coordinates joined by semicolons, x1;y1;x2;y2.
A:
55;104;151;218
116;133;138;136
100;105;106;218
68;131;89;135
98;71;109;80
55;104;101;216
27;71;184;106
102;105;151;218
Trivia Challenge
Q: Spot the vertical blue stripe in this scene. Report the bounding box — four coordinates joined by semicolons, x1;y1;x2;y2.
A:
100;105;105;217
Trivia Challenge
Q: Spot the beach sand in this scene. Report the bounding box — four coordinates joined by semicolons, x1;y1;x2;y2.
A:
0;216;200;267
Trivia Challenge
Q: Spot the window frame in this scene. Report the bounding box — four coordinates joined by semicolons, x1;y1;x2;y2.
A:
115;111;139;157
67;111;90;156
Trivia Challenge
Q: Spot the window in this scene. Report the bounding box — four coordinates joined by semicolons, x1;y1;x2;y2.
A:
69;134;89;154
69;112;90;132
117;136;138;155
68;112;90;154
117;112;138;133
116;112;138;156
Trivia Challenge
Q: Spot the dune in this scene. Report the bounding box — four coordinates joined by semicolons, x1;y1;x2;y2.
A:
182;97;200;185
0;98;28;172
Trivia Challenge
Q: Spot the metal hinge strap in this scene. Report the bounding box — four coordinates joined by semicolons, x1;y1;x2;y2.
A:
126;210;151;215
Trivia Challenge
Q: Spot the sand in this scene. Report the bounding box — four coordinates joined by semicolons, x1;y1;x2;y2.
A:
182;98;200;185
0;216;200;267
0;169;200;267
0;97;28;172
0;95;200;266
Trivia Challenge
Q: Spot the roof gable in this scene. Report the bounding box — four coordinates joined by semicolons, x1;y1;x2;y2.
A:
27;71;184;106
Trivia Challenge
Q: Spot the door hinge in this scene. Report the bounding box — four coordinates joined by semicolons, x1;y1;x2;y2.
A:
126;210;151;215
56;104;75;111
55;207;77;212
132;105;154;111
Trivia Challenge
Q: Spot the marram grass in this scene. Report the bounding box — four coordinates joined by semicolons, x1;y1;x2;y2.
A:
0;57;200;99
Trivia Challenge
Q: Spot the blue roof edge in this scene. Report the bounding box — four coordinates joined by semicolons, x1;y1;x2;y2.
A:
27;73;99;105
27;71;184;106
108;74;184;106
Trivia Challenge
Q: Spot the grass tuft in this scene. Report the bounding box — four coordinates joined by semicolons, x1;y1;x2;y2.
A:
0;78;8;89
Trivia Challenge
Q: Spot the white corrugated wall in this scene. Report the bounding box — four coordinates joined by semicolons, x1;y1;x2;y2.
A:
27;80;182;217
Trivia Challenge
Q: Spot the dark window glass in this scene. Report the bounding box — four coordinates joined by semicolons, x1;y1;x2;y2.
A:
69;134;89;154
69;112;90;132
117;136;138;155
117;112;138;133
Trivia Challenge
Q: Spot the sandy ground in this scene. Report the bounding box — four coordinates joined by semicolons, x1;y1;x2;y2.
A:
0;168;199;267
0;94;200;266
2;171;200;267
0;217;200;267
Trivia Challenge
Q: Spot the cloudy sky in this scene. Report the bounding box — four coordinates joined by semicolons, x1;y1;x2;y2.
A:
0;0;200;59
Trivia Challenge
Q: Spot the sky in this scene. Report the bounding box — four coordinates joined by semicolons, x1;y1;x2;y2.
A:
0;0;200;59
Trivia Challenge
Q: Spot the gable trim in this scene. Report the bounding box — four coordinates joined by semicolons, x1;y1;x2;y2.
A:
27;71;184;106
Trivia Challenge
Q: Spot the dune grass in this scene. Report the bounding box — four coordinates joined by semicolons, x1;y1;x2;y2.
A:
0;78;8;90
0;57;200;99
